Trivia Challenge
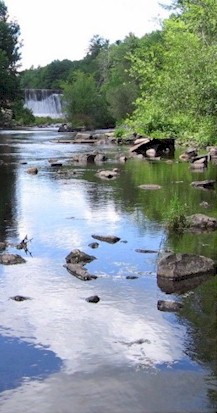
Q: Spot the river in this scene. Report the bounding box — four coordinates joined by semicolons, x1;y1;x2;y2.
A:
0;128;216;413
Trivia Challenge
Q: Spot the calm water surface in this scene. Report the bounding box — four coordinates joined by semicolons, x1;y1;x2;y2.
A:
0;129;216;413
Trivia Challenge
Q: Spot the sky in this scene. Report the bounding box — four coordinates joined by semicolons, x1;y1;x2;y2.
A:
5;0;171;70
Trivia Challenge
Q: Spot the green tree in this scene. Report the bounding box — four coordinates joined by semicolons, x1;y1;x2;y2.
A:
62;70;113;128
99;34;140;122
126;1;217;145
0;0;21;121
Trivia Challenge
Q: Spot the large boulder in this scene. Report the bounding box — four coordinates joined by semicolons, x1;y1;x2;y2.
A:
157;250;217;295
157;253;215;280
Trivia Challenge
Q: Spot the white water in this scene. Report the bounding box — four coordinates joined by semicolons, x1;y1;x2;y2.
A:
24;89;64;118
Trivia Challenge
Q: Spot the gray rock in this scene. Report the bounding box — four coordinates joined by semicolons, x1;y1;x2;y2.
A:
65;249;96;265
27;167;38;175
64;263;97;281
91;234;120;244
86;295;100;303
157;300;183;312
10;295;31;302
191;180;216;189
138;184;161;190
0;253;26;265
97;169;119;180
157;253;215;280
186;214;217;230
88;242;99;249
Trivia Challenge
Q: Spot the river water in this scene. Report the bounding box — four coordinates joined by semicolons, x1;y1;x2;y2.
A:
0;129;216;413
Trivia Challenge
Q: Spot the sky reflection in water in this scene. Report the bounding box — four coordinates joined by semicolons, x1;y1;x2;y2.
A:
0;130;216;412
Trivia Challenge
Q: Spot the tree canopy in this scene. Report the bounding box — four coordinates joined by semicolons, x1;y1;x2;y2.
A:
0;0;21;116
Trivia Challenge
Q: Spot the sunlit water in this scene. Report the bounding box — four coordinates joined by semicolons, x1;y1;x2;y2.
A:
0;129;216;413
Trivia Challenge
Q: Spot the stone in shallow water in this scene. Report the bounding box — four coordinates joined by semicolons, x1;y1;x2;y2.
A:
157;253;215;280
91;234;120;244
10;295;31;302
85;295;100;303
157;300;183;312
65;249;96;265
0;253;26;265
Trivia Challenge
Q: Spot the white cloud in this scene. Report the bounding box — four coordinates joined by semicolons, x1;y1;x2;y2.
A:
5;0;171;69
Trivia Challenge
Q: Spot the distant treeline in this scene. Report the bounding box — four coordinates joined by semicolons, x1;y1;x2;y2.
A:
1;0;217;145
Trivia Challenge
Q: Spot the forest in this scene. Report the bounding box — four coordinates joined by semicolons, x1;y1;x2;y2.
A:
1;0;217;146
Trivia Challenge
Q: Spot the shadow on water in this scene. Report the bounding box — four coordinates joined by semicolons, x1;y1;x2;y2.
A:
0;333;62;392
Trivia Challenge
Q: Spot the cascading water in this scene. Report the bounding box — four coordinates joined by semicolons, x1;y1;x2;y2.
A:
24;89;64;118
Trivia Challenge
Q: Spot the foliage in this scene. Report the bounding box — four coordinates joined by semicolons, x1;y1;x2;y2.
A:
0;0;22;122
163;194;188;231
125;0;217;145
62;70;113;128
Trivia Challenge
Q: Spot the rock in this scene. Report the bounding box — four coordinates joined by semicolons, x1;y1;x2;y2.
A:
65;249;96;265
191;180;216;190
27;167;38;175
146;148;157;158
199;201;209;208
135;249;158;254
63;263;97;281
119;155;128;163
10;295;31;302
0;253;26;265
50;162;63;167
97;169;119;180
91;234;120;244
85;295;100;303
157;253;215;280
186;214;217;230
94;153;107;163
130;138;175;158
88;242;99;249
157;300;183;312
138;184;162;190
179;148;198;162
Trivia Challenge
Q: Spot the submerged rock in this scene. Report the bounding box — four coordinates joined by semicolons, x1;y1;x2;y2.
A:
0;253;26;265
138;184;161;190
91;234;120;244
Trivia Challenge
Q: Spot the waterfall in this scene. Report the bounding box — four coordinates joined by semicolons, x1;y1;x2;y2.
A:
24;89;64;119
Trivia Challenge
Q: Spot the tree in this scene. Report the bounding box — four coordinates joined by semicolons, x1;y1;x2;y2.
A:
62;70;114;128
0;0;21;115
126;2;217;145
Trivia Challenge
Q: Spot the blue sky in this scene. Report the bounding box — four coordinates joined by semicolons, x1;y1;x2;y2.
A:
5;0;171;69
